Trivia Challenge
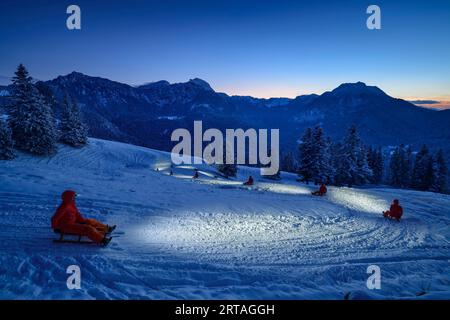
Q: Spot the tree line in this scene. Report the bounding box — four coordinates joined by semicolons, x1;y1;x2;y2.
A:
0;64;88;160
281;125;448;194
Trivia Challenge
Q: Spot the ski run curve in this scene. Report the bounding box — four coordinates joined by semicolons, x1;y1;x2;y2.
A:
0;138;449;299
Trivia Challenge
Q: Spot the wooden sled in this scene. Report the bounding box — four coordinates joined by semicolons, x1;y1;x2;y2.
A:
53;229;96;244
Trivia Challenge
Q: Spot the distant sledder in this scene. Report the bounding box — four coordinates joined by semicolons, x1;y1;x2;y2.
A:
243;176;254;186
312;183;327;196
383;199;403;221
192;169;199;179
51;190;116;246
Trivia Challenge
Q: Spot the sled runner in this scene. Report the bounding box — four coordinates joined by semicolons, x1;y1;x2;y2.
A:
53;229;95;244
53;228;115;245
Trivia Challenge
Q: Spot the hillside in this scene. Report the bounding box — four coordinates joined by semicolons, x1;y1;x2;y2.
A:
0;139;449;299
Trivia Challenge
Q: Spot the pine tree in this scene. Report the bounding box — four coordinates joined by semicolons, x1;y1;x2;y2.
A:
9;64;34;149
411;145;433;191
297;128;314;184
339;125;372;187
431;149;448;193
9;64;56;155
389;146;402;187
332;142;345;186
324;137;336;184
402;146;413;187
60;94;88;147
0;118;14;160
281;151;296;173
26;88;57;155
356;144;372;185
368;147;383;184
389;145;413;188
310;126;329;184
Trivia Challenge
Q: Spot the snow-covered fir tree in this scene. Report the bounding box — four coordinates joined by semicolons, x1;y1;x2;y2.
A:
25;88;57;155
402;146;414;187
310;126;330;184
0;118;14;160
356;144;372;185
9;64;57;155
9;64;34;149
332;142;346;186
368;147;383;184
35;82;59;115
389;146;402;187
297;126;334;184
431;149;448;194
411;145;433;191
338;125;372;187
60;94;88;147
389;145;412;188
297;127;314;183
323;136;336;184
281;151;296;173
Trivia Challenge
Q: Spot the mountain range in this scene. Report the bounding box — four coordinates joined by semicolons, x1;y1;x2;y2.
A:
1;72;449;158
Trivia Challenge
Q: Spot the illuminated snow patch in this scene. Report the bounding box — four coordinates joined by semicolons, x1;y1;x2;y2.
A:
259;183;312;195
327;188;388;214
199;179;243;186
140;213;311;250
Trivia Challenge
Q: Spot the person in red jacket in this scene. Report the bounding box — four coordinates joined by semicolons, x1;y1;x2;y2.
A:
51;190;113;244
383;199;403;221
312;183;327;196
243;176;254;186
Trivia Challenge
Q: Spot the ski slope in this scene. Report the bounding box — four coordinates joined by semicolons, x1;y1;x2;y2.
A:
0;138;449;299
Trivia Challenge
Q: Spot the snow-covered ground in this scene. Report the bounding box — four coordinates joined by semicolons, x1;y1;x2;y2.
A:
0;138;449;299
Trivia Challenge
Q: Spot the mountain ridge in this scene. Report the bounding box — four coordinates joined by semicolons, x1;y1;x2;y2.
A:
0;72;449;161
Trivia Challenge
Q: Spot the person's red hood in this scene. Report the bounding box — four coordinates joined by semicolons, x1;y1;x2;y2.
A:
61;190;76;204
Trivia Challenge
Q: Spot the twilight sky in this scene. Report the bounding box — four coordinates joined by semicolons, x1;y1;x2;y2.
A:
0;0;449;107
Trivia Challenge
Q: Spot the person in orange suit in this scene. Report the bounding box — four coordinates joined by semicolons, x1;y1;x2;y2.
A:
383;199;403;221
312;183;327;196
243;176;254;186
51;190;113;244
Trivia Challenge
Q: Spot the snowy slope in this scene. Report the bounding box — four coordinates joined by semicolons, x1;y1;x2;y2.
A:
0;138;449;299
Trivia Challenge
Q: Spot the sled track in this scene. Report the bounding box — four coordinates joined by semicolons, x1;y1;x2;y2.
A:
1;138;450;299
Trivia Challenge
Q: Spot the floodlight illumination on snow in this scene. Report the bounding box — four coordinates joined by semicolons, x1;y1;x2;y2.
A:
327;188;388;214
153;160;171;171
138;212;309;253
173;174;198;179
198;179;242;187
258;183;311;195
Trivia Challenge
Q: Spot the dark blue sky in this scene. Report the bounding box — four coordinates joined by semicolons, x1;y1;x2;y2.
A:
1;0;449;104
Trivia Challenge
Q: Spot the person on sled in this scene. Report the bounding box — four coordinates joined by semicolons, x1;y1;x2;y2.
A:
51;190;114;245
383;199;403;221
312;183;327;196
243;176;254;186
193;169;199;179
